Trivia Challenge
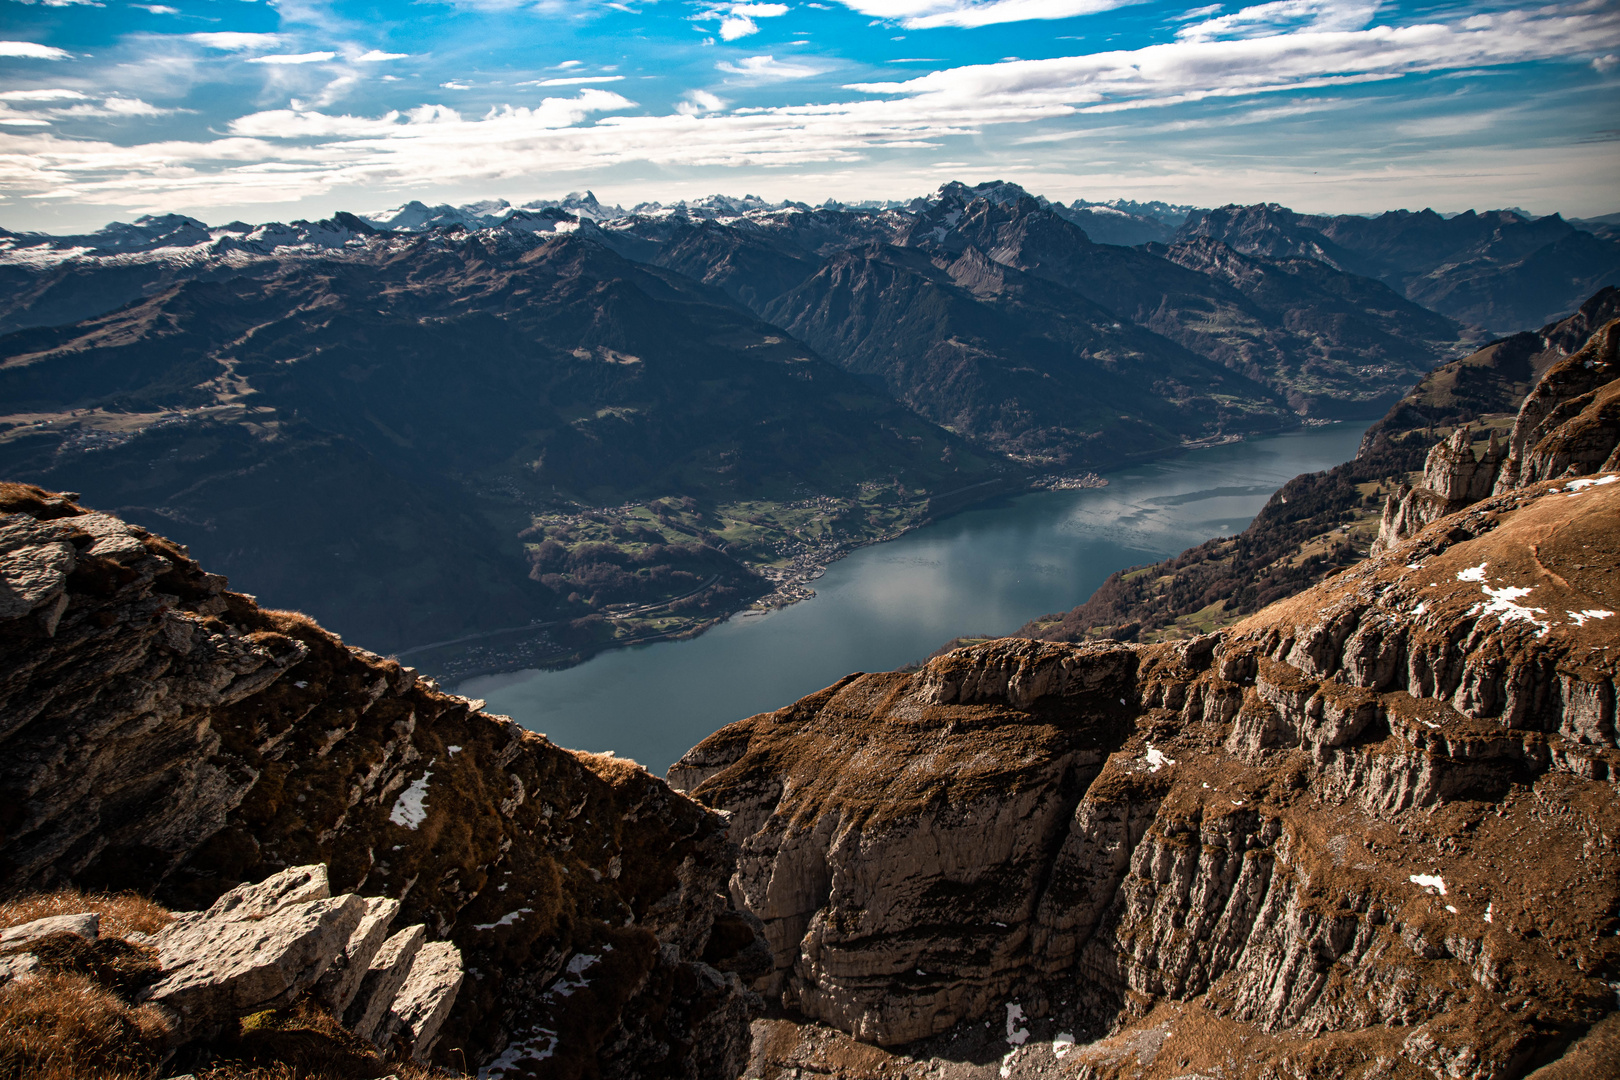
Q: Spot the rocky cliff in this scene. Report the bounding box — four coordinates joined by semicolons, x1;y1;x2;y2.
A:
1376;318;1619;551
673;470;1620;1077
0;481;763;1077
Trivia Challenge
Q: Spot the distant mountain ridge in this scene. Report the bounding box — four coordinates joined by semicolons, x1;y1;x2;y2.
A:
3;180;1614;660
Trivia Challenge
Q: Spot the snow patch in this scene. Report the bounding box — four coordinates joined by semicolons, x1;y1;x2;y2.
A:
1143;744;1176;772
1568;609;1615;627
472;908;534;931
1484;902;1493;924
1412;602;1427;615
1456;563;1487;582
389;771;433;829
1409;873;1447;896
1563;475;1618;496
1052;1032;1076;1059
1478;582;1550;636
447;744;462;754
1004;1002;1028;1045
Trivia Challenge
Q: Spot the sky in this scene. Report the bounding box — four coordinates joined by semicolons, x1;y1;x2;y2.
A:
0;0;1616;232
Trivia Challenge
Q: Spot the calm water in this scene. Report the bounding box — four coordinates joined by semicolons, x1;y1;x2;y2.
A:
462;423;1368;773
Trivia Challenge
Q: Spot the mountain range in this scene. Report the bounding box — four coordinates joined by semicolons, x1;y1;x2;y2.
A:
1;181;1614;657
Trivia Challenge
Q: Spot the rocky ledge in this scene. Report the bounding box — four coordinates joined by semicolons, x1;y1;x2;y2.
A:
672;471;1620;1078
0;481;764;1077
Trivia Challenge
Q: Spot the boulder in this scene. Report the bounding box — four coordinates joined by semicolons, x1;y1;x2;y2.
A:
315;895;400;1016
381;940;464;1062
147;890;367;1039
348;924;427;1044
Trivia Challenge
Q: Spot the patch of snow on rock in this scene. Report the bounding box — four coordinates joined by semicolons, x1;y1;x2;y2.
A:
1052;1032;1076;1059
389;771;433;829
1409;873;1447;896
1564;475;1618;496
1456;563;1488;582
1568;609;1615;627
1143;744;1176;772
1004;1002;1029;1045
472;908;534;931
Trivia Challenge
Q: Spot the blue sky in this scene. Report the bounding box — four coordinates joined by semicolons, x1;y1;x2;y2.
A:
1;0;1616;230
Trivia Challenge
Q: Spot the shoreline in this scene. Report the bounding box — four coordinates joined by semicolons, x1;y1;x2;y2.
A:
415;424;1356;685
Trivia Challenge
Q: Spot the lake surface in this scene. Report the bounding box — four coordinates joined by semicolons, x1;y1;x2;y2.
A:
462;423;1369;774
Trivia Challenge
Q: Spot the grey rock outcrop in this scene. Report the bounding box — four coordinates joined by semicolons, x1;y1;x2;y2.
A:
316;895;400;1016
0;911;99;949
348;925;427;1044
140;863;463;1052
381;940;463;1061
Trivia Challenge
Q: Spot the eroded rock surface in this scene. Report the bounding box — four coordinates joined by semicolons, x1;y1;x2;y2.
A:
0;483;760;1078
675;475;1620;1076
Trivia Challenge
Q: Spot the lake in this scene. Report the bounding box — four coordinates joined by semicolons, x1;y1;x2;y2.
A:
461;423;1369;774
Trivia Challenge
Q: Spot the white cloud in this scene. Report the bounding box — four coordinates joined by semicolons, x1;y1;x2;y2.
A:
676;89;727;114
717;54;821;79
188;32;283;51
0;89;89;101
355;50;410;62
698;2;791;38
2;3;1616;213
137;4;181;13
1177;0;1381;42
249;52;339;65
556;60;584;69
531;75;627;85
0;42;73;60
9;0;101;5
441;80;473;89
0;105;52;127
833;0;1148;30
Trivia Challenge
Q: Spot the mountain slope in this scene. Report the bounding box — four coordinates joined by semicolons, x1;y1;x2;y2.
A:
1181;204;1620;332
0;232;1000;653
762;242;1287;465
904;191;1465;417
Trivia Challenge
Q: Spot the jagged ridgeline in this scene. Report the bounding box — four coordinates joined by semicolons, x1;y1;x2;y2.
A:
14;181;1605;660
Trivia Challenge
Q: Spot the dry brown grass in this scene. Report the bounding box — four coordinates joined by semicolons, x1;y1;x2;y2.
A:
0;887;172;939
571;748;650;788
0;481;84;520
0;972;170;1080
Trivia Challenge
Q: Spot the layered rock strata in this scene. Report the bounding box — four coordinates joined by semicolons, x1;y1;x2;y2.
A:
0;482;761;1077
674;474;1620;1077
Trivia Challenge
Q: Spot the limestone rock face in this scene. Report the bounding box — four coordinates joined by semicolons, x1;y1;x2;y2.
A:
147;889;369;1039
674;475;1620;1074
0;483;760;1078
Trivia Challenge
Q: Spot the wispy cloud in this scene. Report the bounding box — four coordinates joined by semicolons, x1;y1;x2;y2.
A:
529;75;627;85
833;0;1149;30
0;41;73;59
2;3;1616;214
249;52;340;65
187;32;283;51
717;54;822;79
356;50;411;62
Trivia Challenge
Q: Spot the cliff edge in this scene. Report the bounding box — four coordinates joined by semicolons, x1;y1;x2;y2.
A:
674;471;1620;1078
0;481;763;1078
